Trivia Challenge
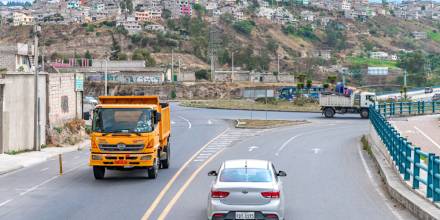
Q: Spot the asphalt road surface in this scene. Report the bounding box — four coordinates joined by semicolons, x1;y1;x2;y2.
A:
0;103;415;220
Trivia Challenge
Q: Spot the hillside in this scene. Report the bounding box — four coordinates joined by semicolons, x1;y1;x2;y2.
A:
1;8;440;88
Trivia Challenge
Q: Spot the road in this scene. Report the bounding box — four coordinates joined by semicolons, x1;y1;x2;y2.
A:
0;103;415;220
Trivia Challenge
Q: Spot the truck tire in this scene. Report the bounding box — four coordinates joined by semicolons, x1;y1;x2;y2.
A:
148;159;159;179
324;108;335;118
93;166;105;180
161;143;170;169
360;108;369;119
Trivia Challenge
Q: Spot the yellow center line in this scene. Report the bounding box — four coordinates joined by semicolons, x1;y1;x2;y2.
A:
140;128;229;220
157;148;225;220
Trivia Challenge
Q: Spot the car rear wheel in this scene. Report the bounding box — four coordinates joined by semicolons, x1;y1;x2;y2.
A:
93;166;105;179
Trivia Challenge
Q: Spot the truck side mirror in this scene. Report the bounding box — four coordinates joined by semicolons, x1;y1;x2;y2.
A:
155;112;162;124
208;170;218;176
83;112;90;121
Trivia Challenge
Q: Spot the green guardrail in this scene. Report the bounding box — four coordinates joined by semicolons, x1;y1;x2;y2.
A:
370;105;440;202
377;101;440;117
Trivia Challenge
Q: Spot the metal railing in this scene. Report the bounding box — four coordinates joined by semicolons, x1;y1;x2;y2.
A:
370;105;440;202
377;101;440;117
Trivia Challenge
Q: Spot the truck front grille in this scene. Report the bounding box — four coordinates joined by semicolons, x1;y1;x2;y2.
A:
99;144;144;152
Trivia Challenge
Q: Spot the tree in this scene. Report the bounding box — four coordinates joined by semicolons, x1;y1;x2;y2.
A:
398;51;427;86
195;69;210;80
306;79;313;93
266;39;278;55
325;21;347;50
162;9;172;19
232;20;255;35
85;50;93;66
110;35;121;60
132;49;156;66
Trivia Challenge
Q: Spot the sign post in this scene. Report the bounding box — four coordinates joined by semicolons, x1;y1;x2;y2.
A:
75;73;84;119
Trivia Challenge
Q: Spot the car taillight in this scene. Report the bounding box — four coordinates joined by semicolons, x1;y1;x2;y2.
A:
212;213;225;217
264;214;279;219
261;191;280;198
211;190;229;198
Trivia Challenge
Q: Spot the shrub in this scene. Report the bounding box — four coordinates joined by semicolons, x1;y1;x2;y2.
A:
233;20;255;35
195;69;209;80
255;97;278;105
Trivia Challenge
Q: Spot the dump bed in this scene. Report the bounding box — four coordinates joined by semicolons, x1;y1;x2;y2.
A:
159;103;171;144
319;94;354;107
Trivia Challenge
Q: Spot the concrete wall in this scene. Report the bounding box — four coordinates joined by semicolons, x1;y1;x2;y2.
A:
177;72;195;82
1;73;47;153
86;72;164;84
47;73;81;127
0;46;17;71
92;59;145;68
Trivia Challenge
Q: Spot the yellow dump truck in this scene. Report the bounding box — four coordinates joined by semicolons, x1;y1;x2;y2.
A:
87;96;171;179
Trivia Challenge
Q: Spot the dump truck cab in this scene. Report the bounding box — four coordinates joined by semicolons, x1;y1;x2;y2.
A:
88;96;171;179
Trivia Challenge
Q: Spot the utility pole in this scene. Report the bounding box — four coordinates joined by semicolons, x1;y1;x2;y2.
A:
277;54;280;74
105;57;108;96
33;24;40;151
178;57;181;81
231;52;234;83
171;49;174;82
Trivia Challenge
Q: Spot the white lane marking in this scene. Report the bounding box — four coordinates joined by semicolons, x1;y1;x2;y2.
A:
275;134;303;156
0;199;12;207
414;126;440;150
19;176;58;196
171;121;176;125
208;120;213;125
358;144;404;220
40;168;49;172
248;146;259;152
198;153;212;156
178;116;192;129
193;159;205;162
312;148;321;154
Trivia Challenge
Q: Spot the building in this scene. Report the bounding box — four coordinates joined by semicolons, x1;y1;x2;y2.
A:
370;51;389;60
368;67;389;75
117;16;142;34
67;0;80;9
164;0;192;18
0;43;47;154
12;11;34;26
339;0;352;11
311;50;331;60
412;31;427;40
301;10;315;21
135;8;162;22
145;24;165;32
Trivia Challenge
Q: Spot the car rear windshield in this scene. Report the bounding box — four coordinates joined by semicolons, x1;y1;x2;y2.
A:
220;168;273;182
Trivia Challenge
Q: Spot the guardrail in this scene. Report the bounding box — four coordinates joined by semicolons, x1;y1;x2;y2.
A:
370;105;440;202
377;101;440;117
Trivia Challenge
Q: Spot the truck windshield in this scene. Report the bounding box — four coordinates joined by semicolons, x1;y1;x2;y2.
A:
92;108;153;133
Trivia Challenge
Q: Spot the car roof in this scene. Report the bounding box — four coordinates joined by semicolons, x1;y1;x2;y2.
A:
223;160;270;169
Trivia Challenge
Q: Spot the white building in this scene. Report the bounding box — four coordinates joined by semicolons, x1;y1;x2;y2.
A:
368;67;389;75
145;24;165;32
117;16;142;34
370;51;389;60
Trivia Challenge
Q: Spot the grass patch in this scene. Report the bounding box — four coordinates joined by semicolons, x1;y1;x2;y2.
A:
428;31;440;43
361;135;373;156
347;56;398;69
181;100;320;112
6;149;33;155
236;119;309;129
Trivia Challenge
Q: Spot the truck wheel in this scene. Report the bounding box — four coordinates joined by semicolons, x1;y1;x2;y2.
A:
93;166;105;180
324;108;335;118
161;144;170;169
360;109;369;119
148;159;159;179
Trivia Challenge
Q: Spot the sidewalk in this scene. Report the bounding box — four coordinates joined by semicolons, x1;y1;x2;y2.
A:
0;140;89;175
389;114;440;155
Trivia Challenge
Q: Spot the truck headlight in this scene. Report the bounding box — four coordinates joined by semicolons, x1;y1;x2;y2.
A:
140;155;152;161
92;155;102;160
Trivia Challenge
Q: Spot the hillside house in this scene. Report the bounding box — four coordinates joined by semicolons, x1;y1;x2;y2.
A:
301;10;314;21
145;24;165;32
12;11;34;26
369;51;389;60
67;0;80;9
339;0;352;11
117;16;142;34
311;49;332;60
412;31;427;39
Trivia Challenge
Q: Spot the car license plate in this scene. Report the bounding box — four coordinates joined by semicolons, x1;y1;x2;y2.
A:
115;160;126;164
235;212;255;219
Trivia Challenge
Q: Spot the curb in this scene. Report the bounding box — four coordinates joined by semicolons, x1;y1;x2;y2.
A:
0;164;24;175
0;140;89;176
367;125;440;220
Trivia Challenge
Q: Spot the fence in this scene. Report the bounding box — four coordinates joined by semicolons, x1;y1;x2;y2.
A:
369;104;440;202
377;101;440;117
